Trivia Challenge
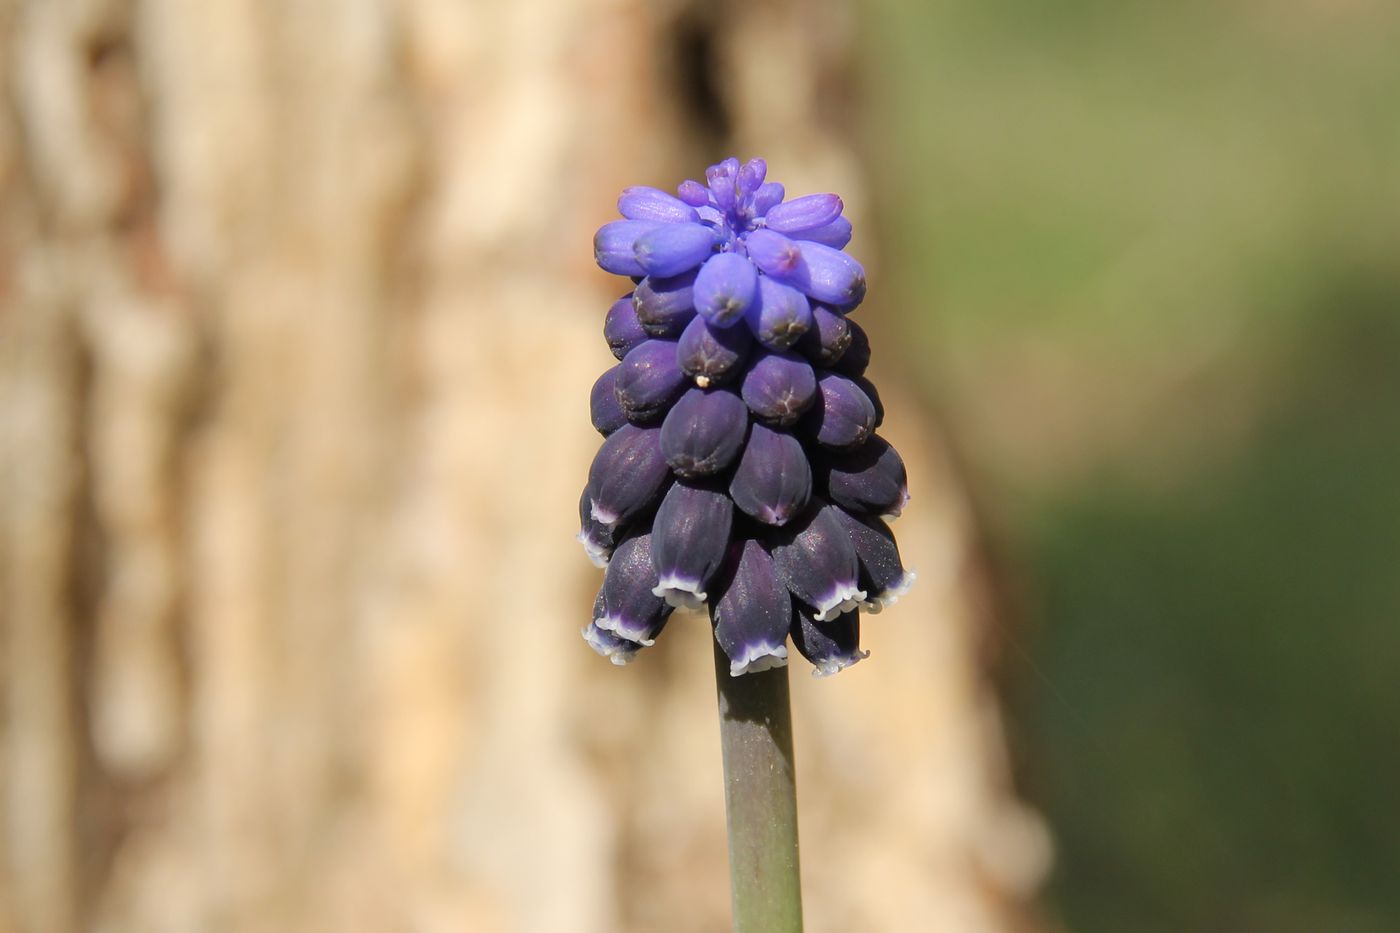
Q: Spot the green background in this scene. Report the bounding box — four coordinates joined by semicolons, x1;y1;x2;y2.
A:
861;1;1400;929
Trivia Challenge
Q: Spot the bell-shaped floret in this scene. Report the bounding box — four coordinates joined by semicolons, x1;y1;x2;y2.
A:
853;374;883;426
745;276;813;351
832;318;870;376
582;620;642;666
590;365;627;436
791;603;868;677
650;479;733;610
711;539;791;676
578;487;618;568
633;270;698;337
694;253;758;328
745;228;866;309
821;434;909;518
634;223;716;278
595;220;660;277
728;423;811;526
801;372;876;450
741;350;817;426
605;295;649;359
618;186;700;224
615;339;687;422
829;506;914;613
583;592;641;665
660;387;749;478
597;529;674;645
586;423;672;529
764;194;843;236
769;501;865;621
797;304;852;368
677;314;753;387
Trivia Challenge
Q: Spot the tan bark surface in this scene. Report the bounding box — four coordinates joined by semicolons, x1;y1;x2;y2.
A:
0;1;1049;930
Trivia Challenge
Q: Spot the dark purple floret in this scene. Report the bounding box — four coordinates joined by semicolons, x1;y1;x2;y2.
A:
595;220;660;277
605;295;649;359
831;319;870;376
586;423;672;529
746;276;813;351
797;304;852;368
801;372;876;450
582;619;642;666
694;253;759;328
677;314;752;387
590;365;627;436
634;223;716;278
633;270;698;337
711;539;791;676
618;186;701;224
828;506;914;613
651;479;734;610
660;387;750;478
853;374;884;426
597;529;674;646
821;434;909;518
741;350;817;426
768;501;865;621
791;603;867;677
578;487;618;568
615;339;687;421
728;423;811;526
583;590;643;665
764;193;843;236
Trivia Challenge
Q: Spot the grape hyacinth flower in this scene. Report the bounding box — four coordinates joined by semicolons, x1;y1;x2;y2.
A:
581;157;914;933
582;156;913;676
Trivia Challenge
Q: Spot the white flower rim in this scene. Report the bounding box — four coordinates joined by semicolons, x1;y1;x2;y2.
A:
862;570;916;614
728;642;789;677
811;649;869;678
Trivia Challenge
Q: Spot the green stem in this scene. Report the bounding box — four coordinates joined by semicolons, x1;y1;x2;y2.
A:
713;640;805;933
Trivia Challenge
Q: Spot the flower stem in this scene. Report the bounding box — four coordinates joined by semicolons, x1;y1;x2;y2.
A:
713;640;805;933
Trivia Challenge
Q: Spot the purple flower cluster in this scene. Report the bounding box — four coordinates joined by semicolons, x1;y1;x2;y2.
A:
580;158;913;677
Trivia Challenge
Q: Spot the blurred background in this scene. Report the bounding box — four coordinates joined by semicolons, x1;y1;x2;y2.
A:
2;0;1397;931
864;2;1400;931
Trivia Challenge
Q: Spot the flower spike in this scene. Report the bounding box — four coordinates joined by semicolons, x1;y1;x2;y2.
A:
581;157;911;676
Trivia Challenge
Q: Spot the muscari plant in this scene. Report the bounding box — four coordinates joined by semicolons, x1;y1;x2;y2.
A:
579;157;913;932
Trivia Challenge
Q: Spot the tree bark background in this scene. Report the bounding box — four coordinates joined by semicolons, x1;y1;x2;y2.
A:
0;1;1049;931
